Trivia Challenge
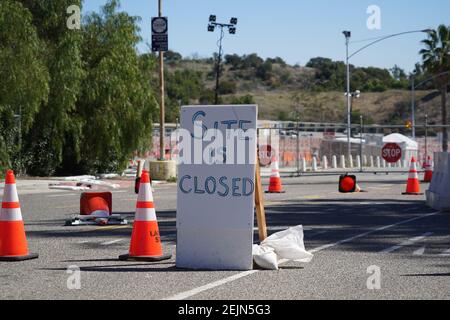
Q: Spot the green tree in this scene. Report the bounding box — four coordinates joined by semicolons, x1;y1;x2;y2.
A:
420;25;450;151
224;54;242;69
218;80;237;95
164;50;182;65
165;69;205;121
18;0;85;176
230;95;255;105
0;0;49;173
256;60;273;81
77;0;157;173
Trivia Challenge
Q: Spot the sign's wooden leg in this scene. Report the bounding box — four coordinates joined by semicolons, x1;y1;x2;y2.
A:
255;157;267;242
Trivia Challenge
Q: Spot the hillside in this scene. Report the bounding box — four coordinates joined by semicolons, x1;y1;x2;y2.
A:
161;52;448;126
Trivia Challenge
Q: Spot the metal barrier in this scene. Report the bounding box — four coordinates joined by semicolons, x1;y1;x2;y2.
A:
135;121;449;176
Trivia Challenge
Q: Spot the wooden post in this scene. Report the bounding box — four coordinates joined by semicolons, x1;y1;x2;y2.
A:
158;0;165;161
254;156;267;241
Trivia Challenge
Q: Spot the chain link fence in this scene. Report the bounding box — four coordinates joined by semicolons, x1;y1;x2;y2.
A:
135;121;449;175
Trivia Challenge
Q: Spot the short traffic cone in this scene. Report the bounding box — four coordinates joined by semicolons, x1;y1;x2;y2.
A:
423;156;433;183
119;170;171;261
80;192;112;217
266;156;285;193
0;170;38;261
402;157;423;195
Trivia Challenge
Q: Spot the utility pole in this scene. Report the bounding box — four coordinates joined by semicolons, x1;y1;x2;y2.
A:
425;113;428;159
158;0;165;161
214;27;224;105
411;74;416;139
360;115;363;173
343;31;351;160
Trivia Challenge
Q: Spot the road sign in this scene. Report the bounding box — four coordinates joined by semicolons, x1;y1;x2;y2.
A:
151;17;168;52
259;145;273;167
382;143;402;163
176;105;258;270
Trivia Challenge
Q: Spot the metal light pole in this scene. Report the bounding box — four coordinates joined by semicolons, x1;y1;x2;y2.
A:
343;31;351;160
360;115;363;172
208;15;237;105
296;113;300;175
343;29;431;156
158;0;165;161
425;113;428;159
410;74;416;139
214;27;225;105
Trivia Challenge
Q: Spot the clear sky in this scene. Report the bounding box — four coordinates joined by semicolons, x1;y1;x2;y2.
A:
82;0;450;72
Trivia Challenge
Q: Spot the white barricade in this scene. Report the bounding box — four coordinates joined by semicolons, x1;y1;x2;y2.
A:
312;157;318;172
322;156;328;170
426;152;450;211
332;155;338;169
340;155;346;169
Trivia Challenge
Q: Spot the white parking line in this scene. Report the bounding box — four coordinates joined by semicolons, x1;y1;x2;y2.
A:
413;246;426;256
162;211;440;300
165;271;259;300
380;232;433;254
47;193;77;198
101;239;123;246
439;249;450;257
310;214;437;254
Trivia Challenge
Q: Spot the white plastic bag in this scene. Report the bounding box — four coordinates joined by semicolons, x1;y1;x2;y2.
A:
253;225;313;270
252;245;278;270
261;225;313;262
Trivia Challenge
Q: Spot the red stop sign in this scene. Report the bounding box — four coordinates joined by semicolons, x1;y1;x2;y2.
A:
382;143;402;163
259;145;273;167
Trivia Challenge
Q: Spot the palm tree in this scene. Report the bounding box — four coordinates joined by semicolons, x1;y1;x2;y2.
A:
420;25;450;152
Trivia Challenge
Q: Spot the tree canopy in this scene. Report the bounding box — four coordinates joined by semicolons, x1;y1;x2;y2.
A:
0;0;158;175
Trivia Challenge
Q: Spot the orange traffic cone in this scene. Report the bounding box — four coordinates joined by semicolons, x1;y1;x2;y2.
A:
119;170;171;261
80;192;112;217
0;170;38;261
423;156;433;183
266;156;285;193
402;157;423;195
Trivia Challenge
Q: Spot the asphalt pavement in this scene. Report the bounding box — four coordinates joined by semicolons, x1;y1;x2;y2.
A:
0;172;449;300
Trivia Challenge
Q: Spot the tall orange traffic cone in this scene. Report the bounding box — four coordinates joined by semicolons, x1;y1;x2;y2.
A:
266;156;285;193
119;170;171;261
423;156;433;183
0;170;38;261
402;157;423;195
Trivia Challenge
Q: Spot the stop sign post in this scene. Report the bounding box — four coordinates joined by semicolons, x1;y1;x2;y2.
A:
382;143;402;163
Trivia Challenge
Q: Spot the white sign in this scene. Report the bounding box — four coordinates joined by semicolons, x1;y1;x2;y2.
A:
176;105;258;270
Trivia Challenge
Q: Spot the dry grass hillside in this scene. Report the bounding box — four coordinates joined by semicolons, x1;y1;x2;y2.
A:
173;58;448;126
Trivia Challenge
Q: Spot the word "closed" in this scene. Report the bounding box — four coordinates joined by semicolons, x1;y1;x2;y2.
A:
179;175;254;197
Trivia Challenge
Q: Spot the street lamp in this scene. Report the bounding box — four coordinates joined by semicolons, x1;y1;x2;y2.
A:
344;90;360;142
208;15;238;105
343;29;431;158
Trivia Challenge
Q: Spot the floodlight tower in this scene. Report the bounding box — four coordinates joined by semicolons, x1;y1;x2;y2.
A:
208;15;238;104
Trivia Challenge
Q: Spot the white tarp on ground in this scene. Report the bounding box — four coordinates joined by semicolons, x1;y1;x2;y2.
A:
252;225;313;270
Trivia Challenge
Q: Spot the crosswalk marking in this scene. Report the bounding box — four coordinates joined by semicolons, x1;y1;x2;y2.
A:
381;232;433;253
